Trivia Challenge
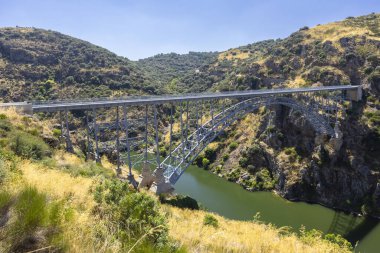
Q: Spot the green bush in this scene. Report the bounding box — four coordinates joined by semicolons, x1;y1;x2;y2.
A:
204;147;217;161
5;186;70;252
12;186;48;238
203;214;218;228
222;154;229;161
159;146;167;157
0;118;12;132
283;147;301;163
229;142;238;151
202;158;210;169
10;131;51;159
93;179;172;250
324;234;352;250
239;157;249;168
226;169;240;182
118;192;168;245
52;128;61;138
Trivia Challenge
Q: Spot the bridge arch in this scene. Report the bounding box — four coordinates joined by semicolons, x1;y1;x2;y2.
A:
158;96;336;187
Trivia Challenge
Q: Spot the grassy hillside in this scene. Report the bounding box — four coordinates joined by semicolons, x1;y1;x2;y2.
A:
0;27;150;101
169;13;380;93
0;108;352;252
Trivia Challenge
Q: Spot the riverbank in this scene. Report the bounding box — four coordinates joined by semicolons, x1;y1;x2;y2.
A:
175;165;380;253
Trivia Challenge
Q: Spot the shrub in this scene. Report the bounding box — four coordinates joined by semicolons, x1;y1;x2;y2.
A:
5;186;69;252
229;142;238;151
10;131;51;159
12;186;48;238
222;154;229;161
239;157;249;168
283;147;301;163
226;169;240;182
52;129;61;138
203;214;218;228
93;179;170;250
0;118;12;132
159;146;167;157
324;234;352;250
204;147;217;161
118;192;168;245
202;158;210;169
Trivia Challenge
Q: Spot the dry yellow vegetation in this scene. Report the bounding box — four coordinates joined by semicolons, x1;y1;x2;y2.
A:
17;161;350;253
167;207;350;253
304;16;380;51
218;49;250;61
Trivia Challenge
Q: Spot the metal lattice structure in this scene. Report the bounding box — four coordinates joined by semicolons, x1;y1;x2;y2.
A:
10;85;361;193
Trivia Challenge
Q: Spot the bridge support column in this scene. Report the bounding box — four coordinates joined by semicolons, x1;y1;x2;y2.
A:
64;110;74;153
138;162;155;189
85;111;91;161
115;107;121;176
123;106;138;188
152;167;174;194
92;109;101;163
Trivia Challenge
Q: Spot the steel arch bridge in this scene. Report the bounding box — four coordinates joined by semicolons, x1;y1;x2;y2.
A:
161;96;335;186
1;85;362;193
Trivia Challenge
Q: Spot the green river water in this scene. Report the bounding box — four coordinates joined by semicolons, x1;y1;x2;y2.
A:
174;165;380;253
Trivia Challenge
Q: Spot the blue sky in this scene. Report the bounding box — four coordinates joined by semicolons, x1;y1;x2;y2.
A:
0;0;379;60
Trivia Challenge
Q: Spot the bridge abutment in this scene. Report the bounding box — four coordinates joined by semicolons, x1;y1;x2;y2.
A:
0;102;33;115
346;86;362;101
138;162;155;189
151;167;174;194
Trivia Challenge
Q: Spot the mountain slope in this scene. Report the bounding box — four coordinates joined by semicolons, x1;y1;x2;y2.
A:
170;13;380;94
138;51;218;93
179;13;380;217
0;27;150;102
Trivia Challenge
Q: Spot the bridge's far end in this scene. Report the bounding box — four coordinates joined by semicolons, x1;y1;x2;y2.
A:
346;85;362;101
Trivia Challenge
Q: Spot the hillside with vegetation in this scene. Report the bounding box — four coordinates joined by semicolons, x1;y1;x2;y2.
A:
191;13;380;217
138;52;218;94
0;11;379;234
0;108;352;253
147;13;380;94
0;27;152;101
137;13;380;217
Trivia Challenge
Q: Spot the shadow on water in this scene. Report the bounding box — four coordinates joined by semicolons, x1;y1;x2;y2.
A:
345;217;380;246
327;211;380;246
327;211;359;236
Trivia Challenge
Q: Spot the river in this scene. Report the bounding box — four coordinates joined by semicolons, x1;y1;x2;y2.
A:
174;165;380;253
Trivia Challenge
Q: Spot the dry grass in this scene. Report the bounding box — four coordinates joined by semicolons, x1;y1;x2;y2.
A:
0;107;55;137
6;157;350;253
20;161;94;208
218;49;250;61
16;160;122;253
166;207;350;253
288;76;307;88
304;19;380;51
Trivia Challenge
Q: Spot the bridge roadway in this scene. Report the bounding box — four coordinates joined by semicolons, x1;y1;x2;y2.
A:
31;85;359;112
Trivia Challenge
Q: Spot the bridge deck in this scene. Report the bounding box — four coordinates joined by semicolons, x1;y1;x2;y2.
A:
31;85;359;112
